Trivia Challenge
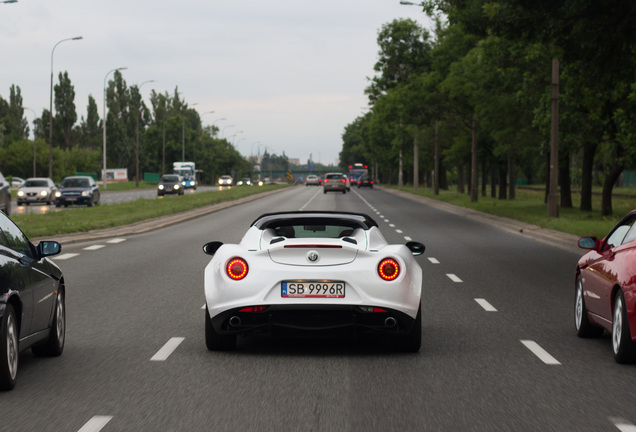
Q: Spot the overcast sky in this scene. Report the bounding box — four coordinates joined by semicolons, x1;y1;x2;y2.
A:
1;0;432;166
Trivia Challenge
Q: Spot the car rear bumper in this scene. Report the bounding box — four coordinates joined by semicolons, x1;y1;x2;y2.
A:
209;304;418;338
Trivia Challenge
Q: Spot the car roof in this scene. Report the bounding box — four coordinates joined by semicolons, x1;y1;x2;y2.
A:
251;211;378;230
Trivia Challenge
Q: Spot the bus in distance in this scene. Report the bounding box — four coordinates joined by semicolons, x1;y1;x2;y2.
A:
348;163;368;186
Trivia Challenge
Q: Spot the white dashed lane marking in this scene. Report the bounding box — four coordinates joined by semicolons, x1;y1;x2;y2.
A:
521;340;561;365
77;416;113;432
475;298;497;312
84;245;105;251
53;253;80;260
151;337;185;361
610;418;636;432
446;274;463;283
107;238;127;244
428;258;440;264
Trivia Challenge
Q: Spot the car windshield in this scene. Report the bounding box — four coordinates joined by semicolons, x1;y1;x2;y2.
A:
24;180;49;187
270;223;358;239
62;178;89;188
162;175;180;182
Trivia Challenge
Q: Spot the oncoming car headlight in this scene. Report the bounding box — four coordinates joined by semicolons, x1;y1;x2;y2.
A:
81;191;90;197
55;191;61;198
158;185;165;190
17;191;24;197
40;190;48;196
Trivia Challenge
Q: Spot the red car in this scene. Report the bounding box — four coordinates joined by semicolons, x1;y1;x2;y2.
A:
576;210;636;363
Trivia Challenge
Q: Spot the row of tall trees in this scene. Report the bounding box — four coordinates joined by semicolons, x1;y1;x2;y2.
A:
0;71;255;184
340;2;636;215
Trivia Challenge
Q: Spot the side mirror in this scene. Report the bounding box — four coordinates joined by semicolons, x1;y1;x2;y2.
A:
406;241;425;256
37;241;61;258
578;237;600;251
203;241;223;256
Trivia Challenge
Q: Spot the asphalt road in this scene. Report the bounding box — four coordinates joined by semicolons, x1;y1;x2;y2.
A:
3;186;635;431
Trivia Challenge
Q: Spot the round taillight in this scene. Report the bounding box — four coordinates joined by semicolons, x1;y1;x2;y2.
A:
378;258;400;281
226;257;248;280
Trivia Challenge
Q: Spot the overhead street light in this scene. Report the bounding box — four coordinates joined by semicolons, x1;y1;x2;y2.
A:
103;66;127;189
182;102;198;161
136;80;154;187
222;124;234;138
49;36;82;178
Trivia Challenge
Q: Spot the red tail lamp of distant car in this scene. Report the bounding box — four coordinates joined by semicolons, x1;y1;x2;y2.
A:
226;257;248;280
378;258;400;281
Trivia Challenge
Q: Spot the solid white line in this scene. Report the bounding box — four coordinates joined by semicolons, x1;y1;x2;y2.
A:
77;416;113;432
428;257;440;264
475;298;497;312
107;238;126;244
151;337;185;361
84;245;105;251
446;273;462;283
610;418;636;432
521;340;561;365
53;253;79;260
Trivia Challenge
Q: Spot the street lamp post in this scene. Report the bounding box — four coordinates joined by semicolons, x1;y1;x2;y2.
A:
211;117;226;137
103;66;127;189
182;102;198;161
49;36;82;179
221;124;234;139
136;80;154;187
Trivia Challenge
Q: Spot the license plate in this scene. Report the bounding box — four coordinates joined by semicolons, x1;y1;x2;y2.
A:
281;281;345;298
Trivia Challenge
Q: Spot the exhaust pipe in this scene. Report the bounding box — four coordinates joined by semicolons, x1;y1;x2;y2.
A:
384;317;397;328
229;316;242;327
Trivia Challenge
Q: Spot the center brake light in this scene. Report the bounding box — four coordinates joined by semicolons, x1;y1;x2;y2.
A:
226;257;248;280
378;258;400;281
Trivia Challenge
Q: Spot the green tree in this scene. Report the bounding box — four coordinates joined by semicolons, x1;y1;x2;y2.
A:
53;71;78;149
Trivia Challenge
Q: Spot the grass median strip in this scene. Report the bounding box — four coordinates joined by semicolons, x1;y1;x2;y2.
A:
13;185;288;239
390;185;635;239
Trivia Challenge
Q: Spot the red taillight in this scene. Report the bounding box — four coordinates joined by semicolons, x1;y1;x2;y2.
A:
341;179;345;183
238;306;267;312
378;258;400;281
324;179;329;184
227;257;248;280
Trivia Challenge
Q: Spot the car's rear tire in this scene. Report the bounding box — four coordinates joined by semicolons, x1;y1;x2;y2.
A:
395;305;421;353
205;306;236;350
575;275;603;338
32;290;65;357
612;291;636;363
0;304;19;391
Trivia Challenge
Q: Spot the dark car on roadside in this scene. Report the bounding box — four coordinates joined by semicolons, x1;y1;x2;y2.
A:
358;175;373;189
0;210;65;390
54;176;100;207
157;174;184;196
0;173;11;215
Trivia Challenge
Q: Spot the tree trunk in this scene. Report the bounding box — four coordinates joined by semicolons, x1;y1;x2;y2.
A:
491;164;497;198
601;164;624;216
580;142;597;212
559;149;573;209
498;164;507;200
508;151;515;200
457;165;465;193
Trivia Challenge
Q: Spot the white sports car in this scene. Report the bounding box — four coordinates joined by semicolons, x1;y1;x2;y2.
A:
202;211;425;351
